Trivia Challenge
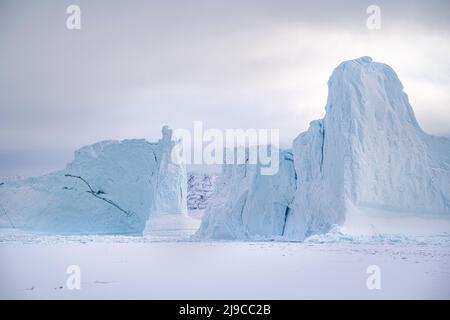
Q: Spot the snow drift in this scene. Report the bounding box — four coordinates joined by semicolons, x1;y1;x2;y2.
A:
0;126;187;234
197;56;450;240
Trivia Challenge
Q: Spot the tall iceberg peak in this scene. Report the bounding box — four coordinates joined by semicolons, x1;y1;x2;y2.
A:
326;56;420;129
291;56;450;238
198;57;450;240
152;125;188;215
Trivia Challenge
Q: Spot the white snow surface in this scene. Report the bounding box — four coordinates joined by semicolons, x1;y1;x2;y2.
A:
198;57;450;240
0;229;449;299
0;126;187;235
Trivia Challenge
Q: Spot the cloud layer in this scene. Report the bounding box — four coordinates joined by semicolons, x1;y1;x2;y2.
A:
1;0;449;176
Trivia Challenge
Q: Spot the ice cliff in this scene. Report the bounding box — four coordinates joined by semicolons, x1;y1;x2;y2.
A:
197;57;450;240
0;126;187;234
195;148;296;239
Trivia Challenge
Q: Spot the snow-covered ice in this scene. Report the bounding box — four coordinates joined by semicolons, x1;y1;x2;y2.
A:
0;229;449;299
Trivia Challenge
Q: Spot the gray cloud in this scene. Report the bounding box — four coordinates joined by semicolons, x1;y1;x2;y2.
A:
1;0;449;177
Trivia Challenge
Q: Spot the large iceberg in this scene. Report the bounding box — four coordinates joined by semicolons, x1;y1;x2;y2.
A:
197;57;450;240
0;126;187;234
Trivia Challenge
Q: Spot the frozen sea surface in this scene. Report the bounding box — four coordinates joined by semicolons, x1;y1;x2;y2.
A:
1;228;449;299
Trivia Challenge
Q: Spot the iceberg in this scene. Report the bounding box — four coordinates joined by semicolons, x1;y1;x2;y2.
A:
195;148;296;239
0;126;187;234
197;57;450;240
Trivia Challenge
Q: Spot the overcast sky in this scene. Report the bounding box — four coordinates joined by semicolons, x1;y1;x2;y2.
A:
1;0;449;177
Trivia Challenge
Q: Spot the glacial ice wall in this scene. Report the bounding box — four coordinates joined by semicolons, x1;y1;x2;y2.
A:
153;126;188;215
198;57;450;240
195;148;296;239
0;127;187;234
